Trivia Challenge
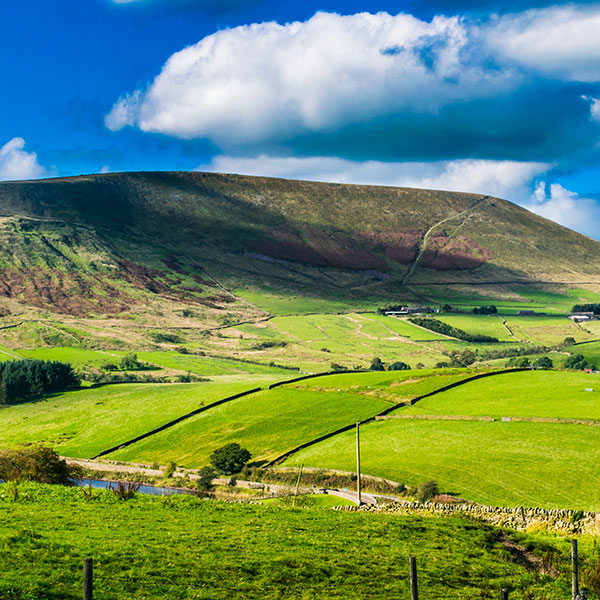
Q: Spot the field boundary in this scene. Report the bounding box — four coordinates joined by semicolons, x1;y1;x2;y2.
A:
264;367;533;467
91;387;262;459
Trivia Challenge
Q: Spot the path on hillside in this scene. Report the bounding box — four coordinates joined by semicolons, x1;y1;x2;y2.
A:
400;196;491;288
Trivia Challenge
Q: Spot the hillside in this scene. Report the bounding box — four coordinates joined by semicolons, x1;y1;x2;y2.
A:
0;172;599;320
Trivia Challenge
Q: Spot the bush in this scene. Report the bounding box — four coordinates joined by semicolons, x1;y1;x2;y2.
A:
119;353;142;370
388;361;411;371
472;305;497;315
409;318;498;343
506;357;531;368
369;357;385;371
0;446;78;485
209;443;251;476
416;480;439;503
109;480;140;500
564;354;596;371
533;356;553;369
164;461;177;478
196;467;217;492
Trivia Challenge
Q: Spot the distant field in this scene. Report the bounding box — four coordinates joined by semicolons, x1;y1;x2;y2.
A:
401;370;600;419
258;494;355;507
0;381;270;458
435;314;514;341
285;419;600;510
110;386;392;467
503;315;593;345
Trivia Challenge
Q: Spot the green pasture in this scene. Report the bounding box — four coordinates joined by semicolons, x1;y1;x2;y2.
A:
285;419;600;510
292;368;488;403
257;493;355;507
401;369;600;419
503;315;592;345
0;482;574;600
435;314;514;341
566;341;600;363
0;381;269;458
110;386;392;467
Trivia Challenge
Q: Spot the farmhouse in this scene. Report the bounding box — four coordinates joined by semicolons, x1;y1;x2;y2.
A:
569;312;596;322
385;306;438;316
517;310;536;316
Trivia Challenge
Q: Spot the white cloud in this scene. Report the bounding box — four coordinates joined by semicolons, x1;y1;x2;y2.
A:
488;6;600;82
583;95;600;123
0;138;47;182
106;11;516;145
198;155;550;200
523;182;600;238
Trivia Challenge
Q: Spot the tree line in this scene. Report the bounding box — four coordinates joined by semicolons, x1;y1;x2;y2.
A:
0;359;80;405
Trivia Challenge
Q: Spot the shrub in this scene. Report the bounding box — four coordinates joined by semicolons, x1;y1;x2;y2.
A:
196;467;217;492
209;443;251;476
369;357;385;371
119;353;142;370
109;480;140;500
409;317;497;343
164;461;177;478
564;354;596;371
533;356;553;369
0;446;77;485
388;361;411;371
415;480;439;503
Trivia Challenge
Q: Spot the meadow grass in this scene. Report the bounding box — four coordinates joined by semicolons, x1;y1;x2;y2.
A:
285;419;600;510
0;482;574;600
257;493;355;507
110;387;392;467
435;314;514;341
503;315;592;345
0;381;272;458
400;369;600;419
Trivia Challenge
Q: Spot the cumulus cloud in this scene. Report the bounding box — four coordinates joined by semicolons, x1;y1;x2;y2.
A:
0;138;47;182
583;95;600;123
105;8;600;161
488;5;600;82
523;182;600;238
199;154;550;200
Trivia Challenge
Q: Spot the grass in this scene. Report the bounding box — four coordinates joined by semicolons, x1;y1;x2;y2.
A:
109;386;392;467
0;380;273;459
400;370;600;419
257;493;356;507
436;314;514;341
0;481;577;599
285;419;600;510
502;315;593;346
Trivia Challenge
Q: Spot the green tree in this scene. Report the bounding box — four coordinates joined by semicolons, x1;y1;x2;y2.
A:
0;445;76;484
196;466;217;492
120;353;141;370
416;480;439;502
210;443;251;476
388;361;411;371
369;357;385;371
533;356;553;369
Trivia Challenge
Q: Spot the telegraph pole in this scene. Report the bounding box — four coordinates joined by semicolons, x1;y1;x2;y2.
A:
356;421;362;505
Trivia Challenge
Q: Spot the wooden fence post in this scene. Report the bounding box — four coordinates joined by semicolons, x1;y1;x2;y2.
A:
501;589;509;600
409;555;418;600
572;539;579;600
83;557;93;600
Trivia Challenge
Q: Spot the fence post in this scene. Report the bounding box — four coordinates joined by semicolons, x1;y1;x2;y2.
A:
501;589;509;600
409;555;418;600
572;539;579;600
83;557;93;600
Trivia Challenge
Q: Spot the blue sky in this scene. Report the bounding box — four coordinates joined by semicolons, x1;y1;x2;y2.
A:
1;0;600;237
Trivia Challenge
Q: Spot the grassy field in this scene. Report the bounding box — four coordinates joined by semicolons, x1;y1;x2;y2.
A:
436;314;515;341
257;493;355;507
110;386;392;467
0;380;275;459
401;370;600;419
0;481;579;600
285;419;600;510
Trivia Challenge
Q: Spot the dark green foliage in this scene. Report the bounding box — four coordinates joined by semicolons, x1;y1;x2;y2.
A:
369;357;385;371
564;354;596;371
109;480;140;500
210;443;251;475
533;356;554;369
572;304;600;314
388;361;411;371
442;304;453;312
563;337;577;346
0;446;76;484
416;480;439;502
0;359;80;405
472;305;498;315
409;318;498;343
164;461;177;478
196;467;217;492
330;363;347;372
150;332;182;344
506;357;531;368
119;352;142;370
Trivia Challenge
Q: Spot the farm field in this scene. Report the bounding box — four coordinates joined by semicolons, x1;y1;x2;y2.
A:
0;380;276;459
0;482;575;600
109;385;392;467
285;419;600;510
400;370;600;419
435;314;515;341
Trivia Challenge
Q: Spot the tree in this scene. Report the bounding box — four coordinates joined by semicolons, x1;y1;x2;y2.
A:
533;356;553;369
196;466;217;492
210;443;251;475
0;445;76;484
415;480;439;502
120;353;141;370
369;357;385;371
388;361;411;371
